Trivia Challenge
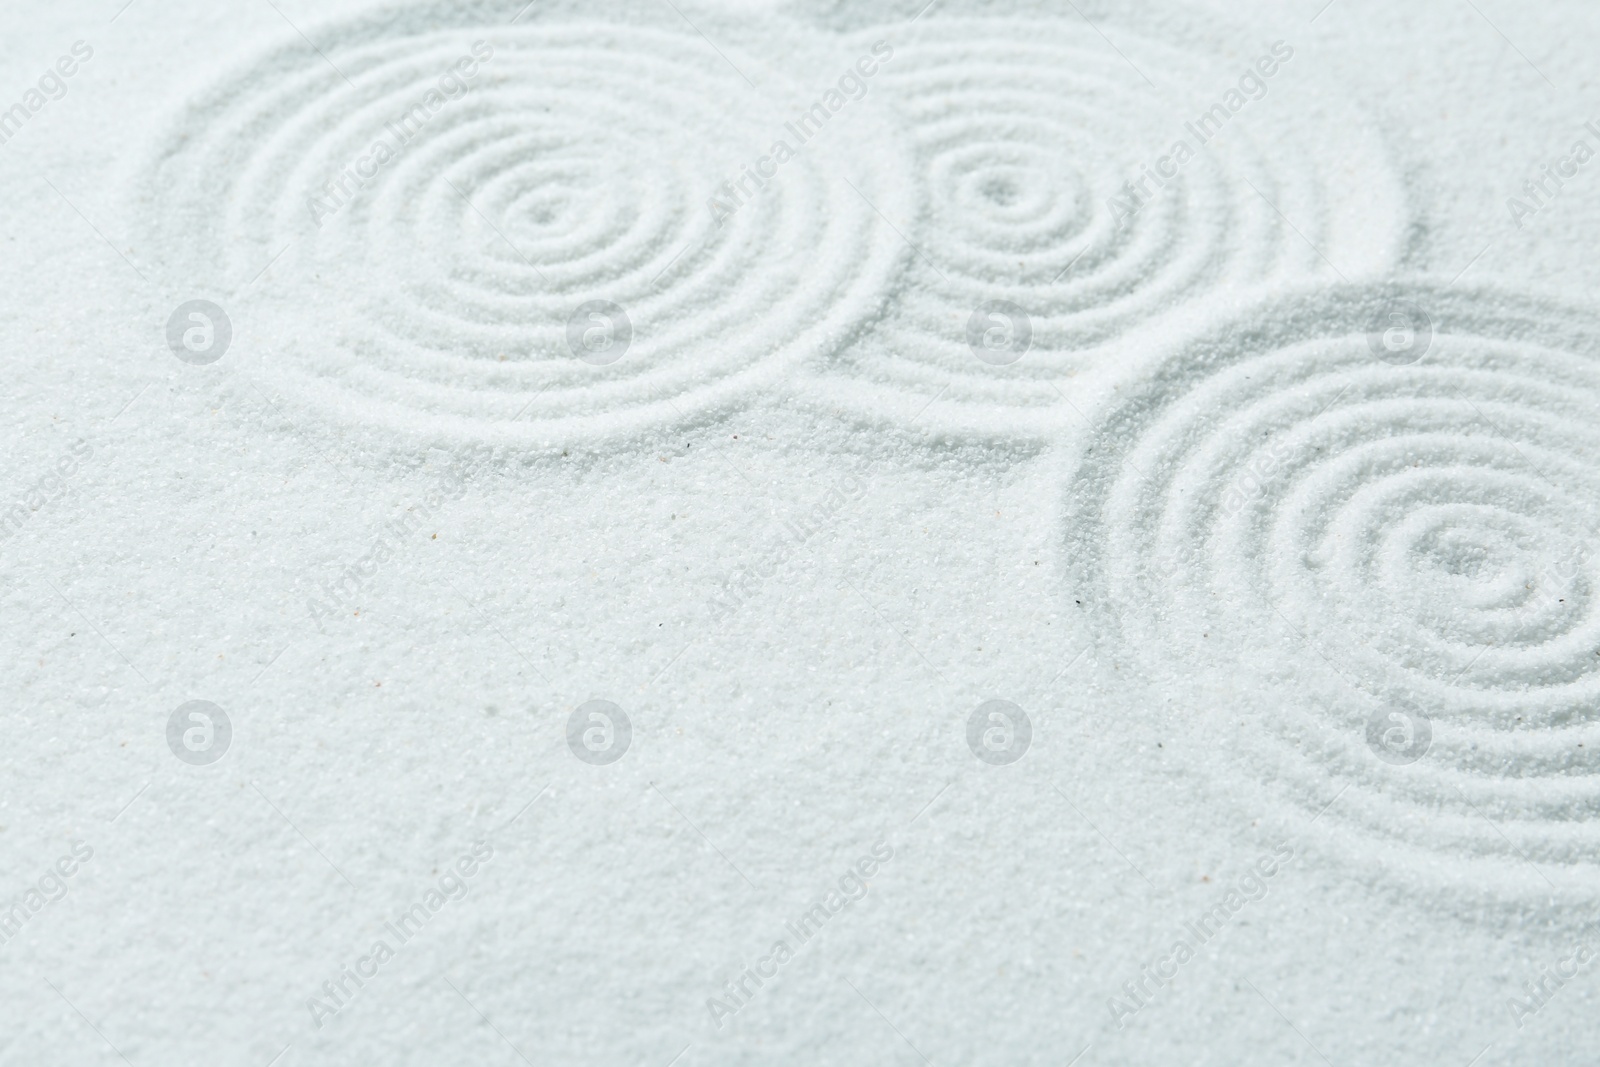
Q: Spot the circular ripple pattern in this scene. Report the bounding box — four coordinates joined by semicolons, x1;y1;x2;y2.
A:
815;15;1407;430
1067;283;1600;888
137;4;910;444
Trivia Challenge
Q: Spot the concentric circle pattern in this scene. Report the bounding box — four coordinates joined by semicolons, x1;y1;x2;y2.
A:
814;16;1408;429
1067;284;1600;886
138;4;910;443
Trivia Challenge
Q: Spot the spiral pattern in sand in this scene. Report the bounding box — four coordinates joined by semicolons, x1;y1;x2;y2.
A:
137;6;910;444
812;16;1408;431
1067;283;1600;888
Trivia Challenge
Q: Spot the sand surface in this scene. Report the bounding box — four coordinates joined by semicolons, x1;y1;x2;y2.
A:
2;0;1598;1063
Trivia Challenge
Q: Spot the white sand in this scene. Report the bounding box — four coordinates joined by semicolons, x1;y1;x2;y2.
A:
2;0;1598;1063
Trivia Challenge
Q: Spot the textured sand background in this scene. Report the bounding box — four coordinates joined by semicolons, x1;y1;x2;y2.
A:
1;0;1598;1064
